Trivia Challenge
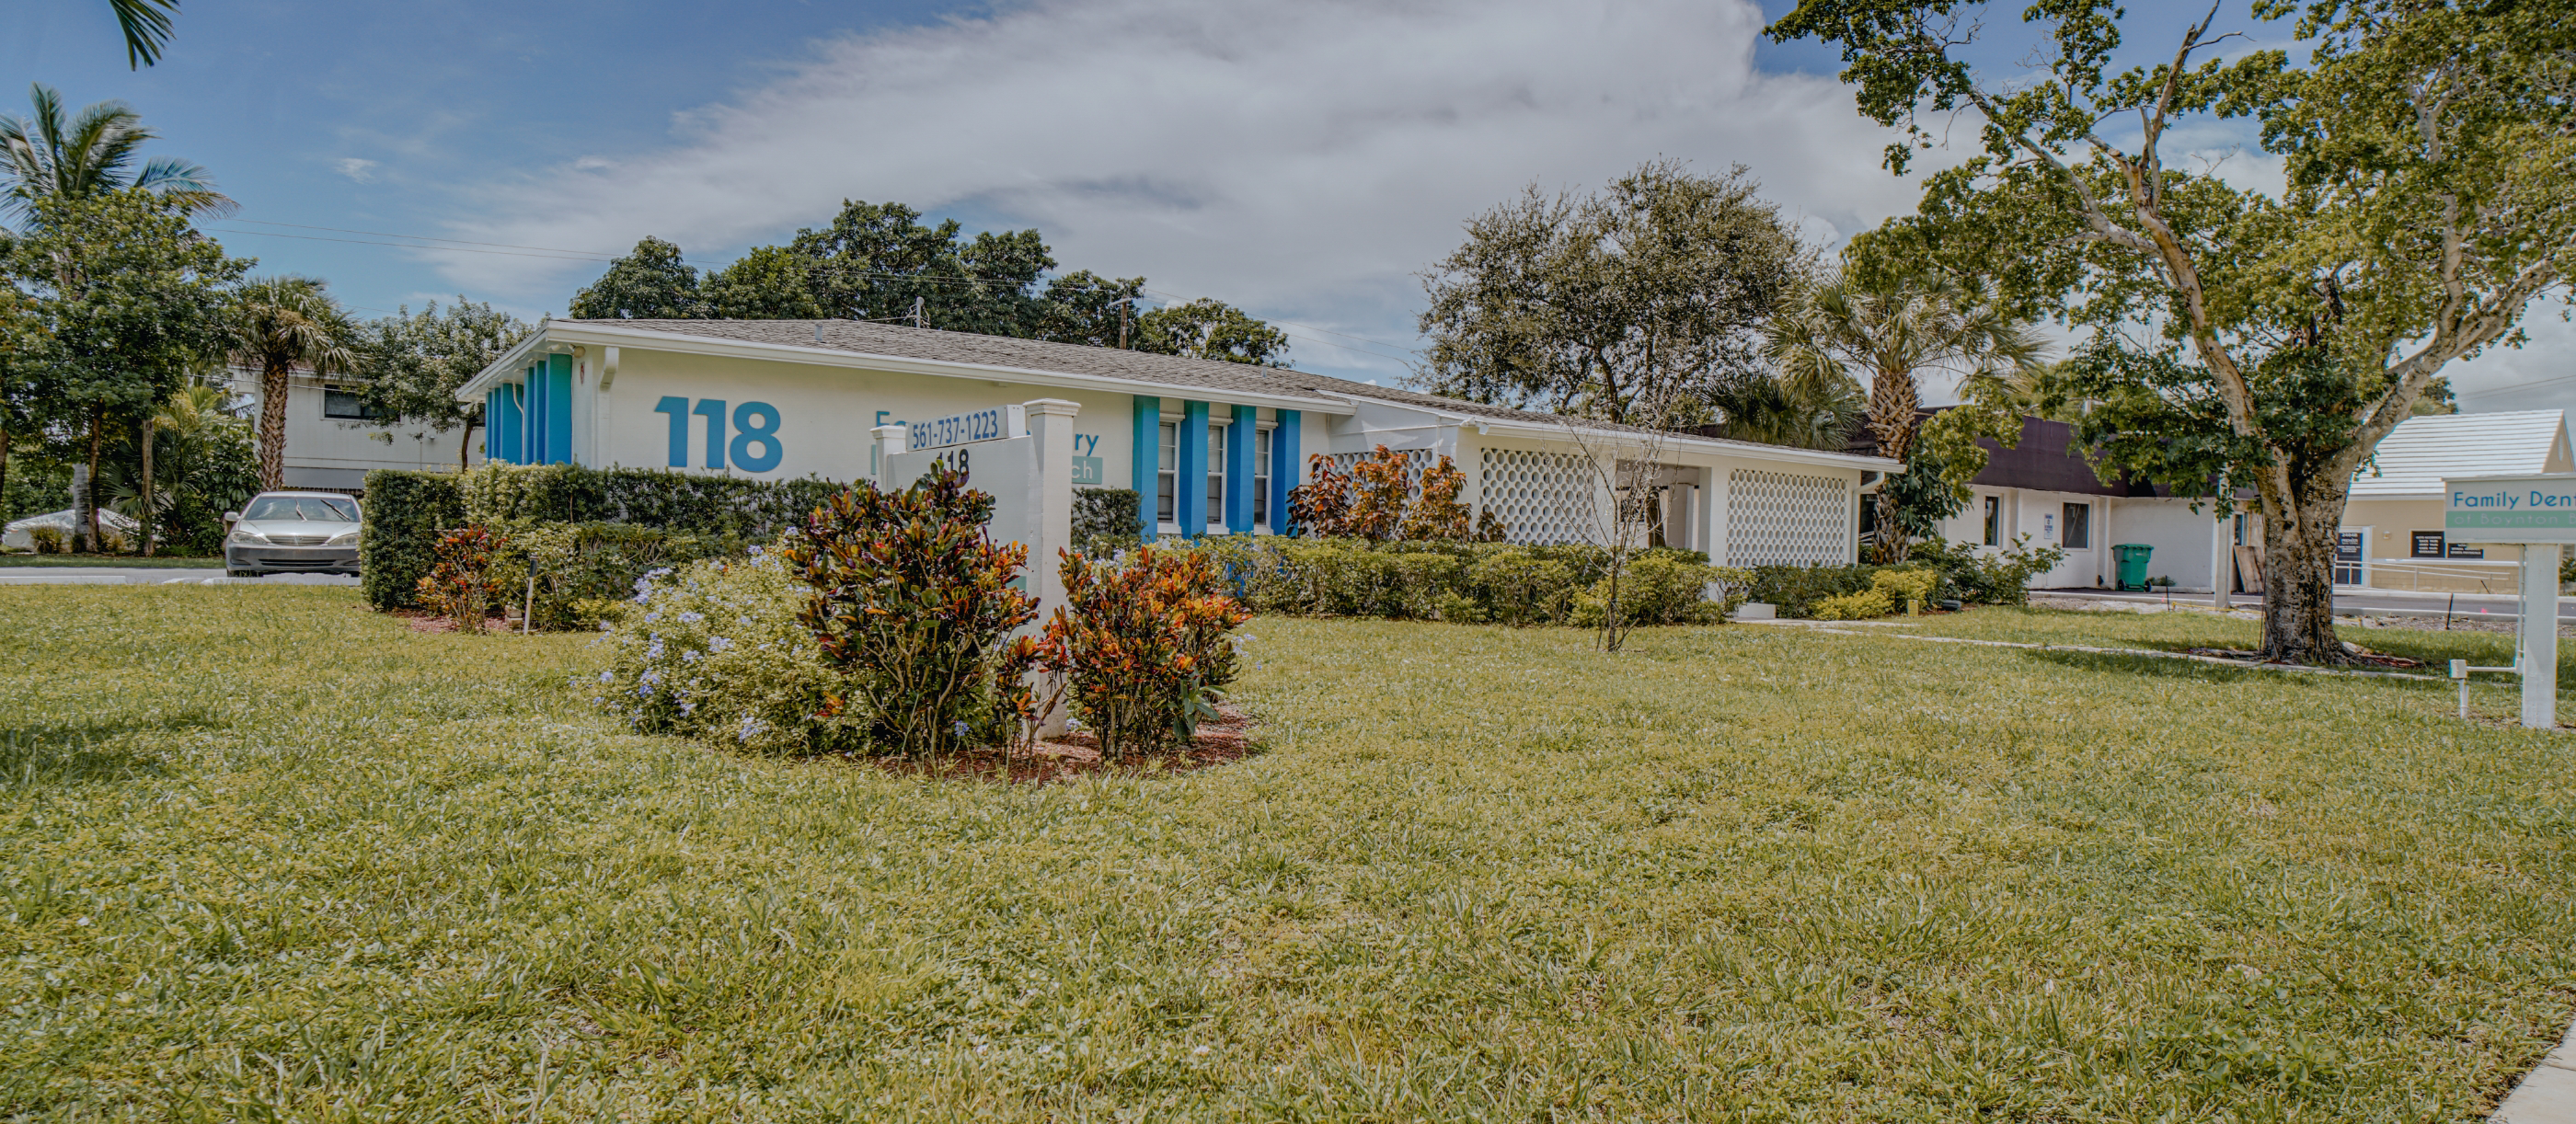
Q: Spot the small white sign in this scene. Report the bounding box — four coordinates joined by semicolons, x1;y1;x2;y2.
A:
885;435;1041;555
908;404;1025;452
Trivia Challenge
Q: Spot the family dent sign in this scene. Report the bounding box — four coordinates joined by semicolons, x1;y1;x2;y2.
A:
2443;472;2572;729
2447;474;2576;543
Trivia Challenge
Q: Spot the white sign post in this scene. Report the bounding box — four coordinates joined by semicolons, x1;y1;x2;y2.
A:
2444;473;2573;729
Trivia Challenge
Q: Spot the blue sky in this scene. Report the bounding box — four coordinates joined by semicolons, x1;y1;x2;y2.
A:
9;0;2570;410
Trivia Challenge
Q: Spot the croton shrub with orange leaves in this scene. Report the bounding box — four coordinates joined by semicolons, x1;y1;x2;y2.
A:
1041;545;1251;759
415;525;511;633
779;464;1043;757
1286;444;1504;542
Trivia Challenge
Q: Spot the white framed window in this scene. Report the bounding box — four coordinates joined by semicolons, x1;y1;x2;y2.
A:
1206;422;1228;531
2062;502;2091;550
1156;421;1179;526
1254;425;1273;529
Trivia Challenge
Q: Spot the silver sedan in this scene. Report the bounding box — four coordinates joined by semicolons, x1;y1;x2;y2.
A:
224;492;363;578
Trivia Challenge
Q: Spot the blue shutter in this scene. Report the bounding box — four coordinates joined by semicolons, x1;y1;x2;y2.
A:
1225;405;1256;533
1273;409;1301;533
1178;400;1210;535
1131;396;1159;538
545;354;574;465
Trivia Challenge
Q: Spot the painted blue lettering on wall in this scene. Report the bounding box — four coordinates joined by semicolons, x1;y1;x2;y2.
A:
653;396;690;468
731;402;782;472
693;399;728;470
1070;432;1103;484
654;396;783;472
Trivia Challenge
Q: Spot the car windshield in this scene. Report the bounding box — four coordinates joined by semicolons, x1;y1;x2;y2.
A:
243;496;360;522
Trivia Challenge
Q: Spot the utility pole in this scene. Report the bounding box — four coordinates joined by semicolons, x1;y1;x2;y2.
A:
1119;298;1129;349
911;296;925;330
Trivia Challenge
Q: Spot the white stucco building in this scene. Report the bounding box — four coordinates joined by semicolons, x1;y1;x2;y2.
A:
454;318;1902;565
230;364;470;491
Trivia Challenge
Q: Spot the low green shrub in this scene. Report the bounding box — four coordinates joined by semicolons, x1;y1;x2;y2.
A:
365;465;837;616
28;526;63;555
593;550;866;756
1465;549;1577;626
1074;487;1141;553
1813;587;1895;620
1570;556;1749;628
361;469;464;610
1189;536;1720;626
513;522;743;631
1744;563;1883;618
1874;568;1940;612
1909;535;2066;606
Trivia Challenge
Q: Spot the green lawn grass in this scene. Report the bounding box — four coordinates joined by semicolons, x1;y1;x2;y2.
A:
0;555;222;568
4;589;2572;1121
1877;603;2575;690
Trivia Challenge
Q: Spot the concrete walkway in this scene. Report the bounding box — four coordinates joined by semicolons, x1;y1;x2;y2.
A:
2493;1021;2576;1122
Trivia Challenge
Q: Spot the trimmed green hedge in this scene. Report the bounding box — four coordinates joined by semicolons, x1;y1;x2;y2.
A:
359;469;463;610
362;465;840;614
1073;487;1140;551
1185;536;1740;626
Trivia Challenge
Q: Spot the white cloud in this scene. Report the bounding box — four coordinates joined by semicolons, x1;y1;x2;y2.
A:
435;0;1912;374
334;157;379;183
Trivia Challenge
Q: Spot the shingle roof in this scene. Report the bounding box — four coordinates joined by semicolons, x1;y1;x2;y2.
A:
2352;409;2571;497
570;318;1841;458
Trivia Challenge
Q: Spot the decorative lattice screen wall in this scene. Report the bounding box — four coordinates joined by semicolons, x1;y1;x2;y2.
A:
1724;469;1849;566
1479;448;1595;545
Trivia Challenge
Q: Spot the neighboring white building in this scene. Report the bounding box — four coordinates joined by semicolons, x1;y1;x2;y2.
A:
1909;416;2221;591
1914;408;2574;594
228;365;470;492
454;318;1903;564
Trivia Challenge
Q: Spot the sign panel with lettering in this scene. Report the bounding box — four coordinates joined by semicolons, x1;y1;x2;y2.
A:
909;405;1025;452
2410;530;2446;558
2444;474;2576;543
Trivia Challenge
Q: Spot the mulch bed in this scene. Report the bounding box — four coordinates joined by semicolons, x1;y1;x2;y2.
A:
2180;645;2426;670
858;704;1263;785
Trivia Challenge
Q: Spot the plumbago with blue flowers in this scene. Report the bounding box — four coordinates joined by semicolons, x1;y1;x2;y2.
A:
590;544;868;755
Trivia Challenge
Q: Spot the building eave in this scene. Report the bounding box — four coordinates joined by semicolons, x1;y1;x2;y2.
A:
459;322;1358;414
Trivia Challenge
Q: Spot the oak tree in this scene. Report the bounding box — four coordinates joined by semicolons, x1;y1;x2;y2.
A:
1774;0;2576;662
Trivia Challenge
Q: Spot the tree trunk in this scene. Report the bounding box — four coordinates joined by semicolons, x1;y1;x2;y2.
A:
458;418;477;473
259;361;290;492
2255;471;2351;664
139;415;155;556
0;426;11;527
1869;366;1921;564
86;407;103;553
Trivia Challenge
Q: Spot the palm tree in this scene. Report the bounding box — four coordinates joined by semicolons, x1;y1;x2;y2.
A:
109;0;180;68
110;383;241;553
1705;367;1867;451
0;83;232;222
229;278;357;491
1765;270;2046;562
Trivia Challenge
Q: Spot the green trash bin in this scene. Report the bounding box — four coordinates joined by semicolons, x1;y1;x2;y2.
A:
2112;544;2153;591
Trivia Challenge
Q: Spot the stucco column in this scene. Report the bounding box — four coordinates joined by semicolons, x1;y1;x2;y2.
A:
871;424;907;490
1023;398;1079;612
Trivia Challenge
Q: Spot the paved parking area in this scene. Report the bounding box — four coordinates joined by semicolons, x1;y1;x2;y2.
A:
0;568;355;586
